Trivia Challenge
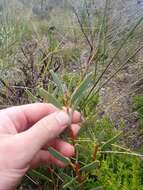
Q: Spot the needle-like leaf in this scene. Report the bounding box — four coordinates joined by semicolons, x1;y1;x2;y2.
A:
80;161;100;172
62;177;77;189
30;170;53;184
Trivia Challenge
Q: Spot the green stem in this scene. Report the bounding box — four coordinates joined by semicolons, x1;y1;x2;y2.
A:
99;151;143;158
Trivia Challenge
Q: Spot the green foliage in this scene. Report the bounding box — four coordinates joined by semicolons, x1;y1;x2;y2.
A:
50;70;67;96
95;155;143;190
37;87;62;108
70;72;93;106
0;1;143;190
20;116;143;189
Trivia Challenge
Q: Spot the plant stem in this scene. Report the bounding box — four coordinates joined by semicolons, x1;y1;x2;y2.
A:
99;151;143;158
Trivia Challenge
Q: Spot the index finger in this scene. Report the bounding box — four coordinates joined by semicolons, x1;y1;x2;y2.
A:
0;103;59;132
0;103;81;133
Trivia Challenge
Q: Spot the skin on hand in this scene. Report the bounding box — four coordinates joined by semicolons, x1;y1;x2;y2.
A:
0;103;81;190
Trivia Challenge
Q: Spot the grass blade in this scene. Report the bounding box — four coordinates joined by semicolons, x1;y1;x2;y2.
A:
48;147;71;165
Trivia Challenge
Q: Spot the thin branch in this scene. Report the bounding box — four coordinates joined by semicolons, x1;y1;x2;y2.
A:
101;131;123;149
82;44;143;108
95;45;143;95
72;6;93;52
84;0;93;44
111;144;132;152
99;150;143;158
82;16;143;106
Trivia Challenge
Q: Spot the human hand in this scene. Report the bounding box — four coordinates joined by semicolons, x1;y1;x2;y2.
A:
0;103;81;190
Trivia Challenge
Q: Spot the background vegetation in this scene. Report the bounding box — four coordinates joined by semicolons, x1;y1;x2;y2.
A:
0;0;143;189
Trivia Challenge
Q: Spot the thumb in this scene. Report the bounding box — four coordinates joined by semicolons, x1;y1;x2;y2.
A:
17;111;69;156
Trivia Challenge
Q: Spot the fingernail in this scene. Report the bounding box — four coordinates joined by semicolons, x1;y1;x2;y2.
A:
55;111;70;126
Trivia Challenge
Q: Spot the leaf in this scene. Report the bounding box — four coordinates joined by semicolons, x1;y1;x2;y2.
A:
70;73;93;105
37;87;62;108
25;89;37;102
80;161;100;172
50;70;67;95
101;131;123;149
48;147;71;165
30;170;53;184
68;74;77;93
62;177;77;189
72;87;91;109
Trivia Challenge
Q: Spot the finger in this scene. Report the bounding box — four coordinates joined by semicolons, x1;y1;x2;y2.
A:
71;124;81;138
0;103;59;132
43;138;75;155
1;110;81;170
46;124;80;147
24;111;81;148
71;111;81;124
63;107;81;124
15;111;81;161
31;140;74;168
30;150;68;168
